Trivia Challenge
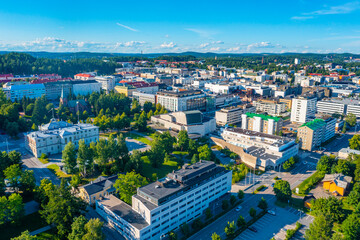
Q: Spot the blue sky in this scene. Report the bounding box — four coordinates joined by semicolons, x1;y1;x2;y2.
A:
0;0;360;53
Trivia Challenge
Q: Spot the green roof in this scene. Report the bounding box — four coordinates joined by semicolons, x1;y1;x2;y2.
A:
300;118;326;130
245;112;281;122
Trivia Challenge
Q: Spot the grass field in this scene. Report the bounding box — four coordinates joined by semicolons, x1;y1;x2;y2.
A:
140;156;178;180
38;157;49;164
124;132;153;145
36;228;58;240
47;164;71;178
0;212;48;239
172;151;189;156
294;171;325;195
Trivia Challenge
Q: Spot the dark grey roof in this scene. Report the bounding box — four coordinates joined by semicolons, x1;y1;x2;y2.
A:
99;195;149;230
81;175;118;196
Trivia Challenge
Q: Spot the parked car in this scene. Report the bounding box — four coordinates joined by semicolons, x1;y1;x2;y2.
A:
267;210;276;216
248;226;257;232
235;206;243;212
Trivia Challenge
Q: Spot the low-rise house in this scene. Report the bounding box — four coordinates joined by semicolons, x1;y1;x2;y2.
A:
303;195;316;209
79;175;118;205
322;173;352;196
338;147;360;159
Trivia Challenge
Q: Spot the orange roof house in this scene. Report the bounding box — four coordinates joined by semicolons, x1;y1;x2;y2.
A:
303;195;316;209
322;173;352;196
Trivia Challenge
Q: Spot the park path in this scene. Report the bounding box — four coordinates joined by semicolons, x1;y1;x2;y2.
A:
30;225;52;236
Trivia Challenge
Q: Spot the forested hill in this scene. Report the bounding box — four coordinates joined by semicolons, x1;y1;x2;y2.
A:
1;51;360;77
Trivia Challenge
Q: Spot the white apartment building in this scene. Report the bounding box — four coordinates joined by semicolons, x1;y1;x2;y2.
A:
347;104;360;118
156;90;206;112
215;104;256;126
317;101;346;115
132;92;156;105
3;83;46;102
316;99;360;118
72;80;101;96
252;100;286;116
95;76;117;93
290;97;317;123
25;119;99;158
96;161;232;240
221;128;298;169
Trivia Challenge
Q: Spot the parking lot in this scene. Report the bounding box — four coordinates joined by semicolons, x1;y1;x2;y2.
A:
235;207;301;240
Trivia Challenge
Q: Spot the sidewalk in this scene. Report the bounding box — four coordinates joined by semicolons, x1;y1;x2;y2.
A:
30;225;52;236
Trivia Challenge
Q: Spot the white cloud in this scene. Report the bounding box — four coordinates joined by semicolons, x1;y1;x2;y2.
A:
226;47;240;52
199;43;210;48
291;16;314;20
0;37;148;52
247;42;275;50
212;41;224;44
160;42;177;48
116;41;146;48
292;2;360;20
116;23;139;32
209;47;220;52
185;28;215;38
307;2;360;16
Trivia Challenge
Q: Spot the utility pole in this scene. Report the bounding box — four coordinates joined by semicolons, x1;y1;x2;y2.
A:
77;101;80;123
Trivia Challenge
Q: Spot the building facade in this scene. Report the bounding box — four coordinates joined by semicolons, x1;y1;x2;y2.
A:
72;80;101;96
290;97;317;123
215;104;256;126
297;118;336;151
96;161;232;240
132;92;156;105
252;100;286;116
220;128;298;170
156;90;206;112
95;76;117;93
3;83;45;102
25;119;99;158
241;112;283;135
151;110;216;137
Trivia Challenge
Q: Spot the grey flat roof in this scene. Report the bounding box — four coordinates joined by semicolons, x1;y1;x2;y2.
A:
99;195;149;230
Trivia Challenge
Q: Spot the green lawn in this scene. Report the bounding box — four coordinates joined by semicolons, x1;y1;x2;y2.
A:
38;158;49;164
127;133;152;145
172;151;189;156
0;212;48;239
140;156;178;180
47;164;71;178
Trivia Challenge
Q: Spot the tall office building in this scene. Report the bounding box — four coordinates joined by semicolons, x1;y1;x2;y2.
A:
290;96;317;123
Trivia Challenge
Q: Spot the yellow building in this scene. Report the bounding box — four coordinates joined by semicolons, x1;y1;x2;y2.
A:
114;85;136;97
78;175;118;205
322;173;352;196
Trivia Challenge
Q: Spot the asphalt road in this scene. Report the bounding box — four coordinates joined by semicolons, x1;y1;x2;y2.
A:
22;152;61;185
